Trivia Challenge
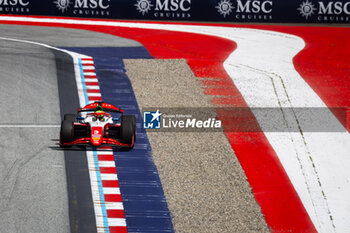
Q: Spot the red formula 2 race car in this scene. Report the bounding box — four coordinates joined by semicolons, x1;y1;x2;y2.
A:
59;102;136;149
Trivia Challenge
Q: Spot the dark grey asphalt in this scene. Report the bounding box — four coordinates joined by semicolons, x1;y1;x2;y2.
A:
0;40;69;233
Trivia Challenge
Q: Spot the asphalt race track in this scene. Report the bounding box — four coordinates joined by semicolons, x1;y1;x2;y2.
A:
0;40;70;233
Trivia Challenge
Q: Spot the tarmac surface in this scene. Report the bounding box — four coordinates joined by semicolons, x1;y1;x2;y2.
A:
0;40;69;233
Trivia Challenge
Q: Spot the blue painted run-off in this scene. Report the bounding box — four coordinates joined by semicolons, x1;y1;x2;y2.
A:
63;47;174;233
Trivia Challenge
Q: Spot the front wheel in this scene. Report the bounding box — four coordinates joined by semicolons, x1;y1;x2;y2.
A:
120;115;136;147
60;120;74;147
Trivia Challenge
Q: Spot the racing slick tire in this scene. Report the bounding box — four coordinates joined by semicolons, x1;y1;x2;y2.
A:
60;120;74;147
64;114;77;122
121;115;136;147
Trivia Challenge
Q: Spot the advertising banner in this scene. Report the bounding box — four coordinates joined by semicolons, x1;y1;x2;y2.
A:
0;0;349;24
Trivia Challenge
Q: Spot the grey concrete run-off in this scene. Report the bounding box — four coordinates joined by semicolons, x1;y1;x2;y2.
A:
125;59;270;233
0;41;69;233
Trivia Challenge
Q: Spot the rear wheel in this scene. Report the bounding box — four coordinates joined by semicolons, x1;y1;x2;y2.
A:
60;120;74;147
121;115;136;147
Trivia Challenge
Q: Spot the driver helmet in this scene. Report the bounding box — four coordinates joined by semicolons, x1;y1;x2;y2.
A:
95;105;104;113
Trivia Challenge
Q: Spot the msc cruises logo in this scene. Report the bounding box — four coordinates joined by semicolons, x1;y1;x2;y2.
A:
215;0;273;20
135;0;192;19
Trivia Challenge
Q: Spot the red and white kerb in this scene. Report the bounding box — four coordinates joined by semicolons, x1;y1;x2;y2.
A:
78;57;127;233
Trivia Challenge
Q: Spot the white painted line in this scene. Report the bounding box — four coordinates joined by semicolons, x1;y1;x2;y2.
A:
81;60;94;64
75;58;89;107
105;202;124;210
83;78;99;82
87;155;95;163
103;188;120;195
101;174;118;181
108;218;127;227
87;93;102;97
84;86;100;90
96;150;114;154
84;72;97;76
90;176;118;183
0;125;61;127
96;223;105;233
88;169;104;232
98;161;116;167
90;188;103;200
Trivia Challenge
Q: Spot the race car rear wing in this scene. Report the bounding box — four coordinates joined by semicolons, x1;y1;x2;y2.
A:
78;108;124;113
77;102;124;114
